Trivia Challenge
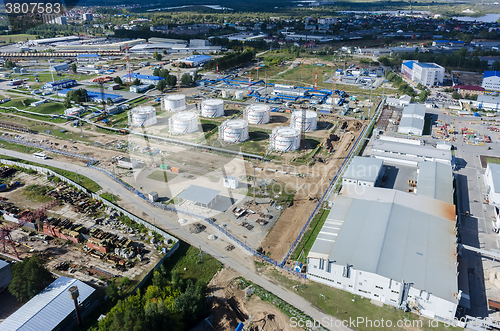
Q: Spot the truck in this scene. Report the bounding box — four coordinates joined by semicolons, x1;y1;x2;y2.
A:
0;184;7;192
8;181;20;188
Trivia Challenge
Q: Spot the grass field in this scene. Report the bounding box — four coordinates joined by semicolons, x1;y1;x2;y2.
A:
0;140;42;154
31;102;65;115
161;241;221;285
0;34;37;43
485;157;500;165
266;270;459;331
146;170;177;182
291;208;329;261
100;192;121;202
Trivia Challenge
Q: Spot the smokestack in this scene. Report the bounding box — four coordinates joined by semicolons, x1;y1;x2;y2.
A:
68;286;82;327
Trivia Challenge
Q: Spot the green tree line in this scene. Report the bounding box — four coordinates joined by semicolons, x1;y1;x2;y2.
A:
205;50;255;71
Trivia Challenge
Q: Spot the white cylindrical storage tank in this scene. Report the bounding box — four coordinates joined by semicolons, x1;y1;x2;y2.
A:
170;111;198;134
201;99;224;118
291;110;318;132
234;91;244;100
162;94;186;111
245;104;270;124
271;126;301;152
130;106;157;127
220;119;249;143
221;90;229;98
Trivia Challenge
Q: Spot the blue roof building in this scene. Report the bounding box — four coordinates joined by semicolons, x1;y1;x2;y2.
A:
122;73;164;85
43;79;77;90
178;54;212;67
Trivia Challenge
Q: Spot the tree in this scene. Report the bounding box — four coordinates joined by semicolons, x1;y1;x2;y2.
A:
181;73;193;85
132;78;141;86
8;255;53;302
113;76;123;86
64;98;71;108
452;91;461;99
153;51;162;61
4;60;16;69
105;282;120;302
107;97;114;106
156;79;167;92
70;63;77;73
174;281;205;328
166;75;177;87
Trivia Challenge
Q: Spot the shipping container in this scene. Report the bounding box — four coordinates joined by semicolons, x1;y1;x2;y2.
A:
170;167;180;173
0;184;7;191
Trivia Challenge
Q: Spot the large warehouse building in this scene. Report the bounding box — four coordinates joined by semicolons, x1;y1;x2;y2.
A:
0;276;98;331
342;156;384;187
307;184;459;322
397;104;426;136
485;163;500;222
0;260;11;292
482;71;500;92
371;139;453;166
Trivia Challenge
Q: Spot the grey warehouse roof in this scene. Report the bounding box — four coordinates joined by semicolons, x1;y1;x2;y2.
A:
488;163;500;194
0;276;95;331
178;185;220;205
402;104;426;118
398;116;424;132
371;140;452;164
417;162;454;204
309;186;457;303
343;156;383;182
0;259;8;270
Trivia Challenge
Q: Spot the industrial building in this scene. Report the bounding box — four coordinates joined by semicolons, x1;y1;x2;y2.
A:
130;39;221;54
0;276;98;331
42;79;76;90
117;156;138;169
178;185;220;209
342;156;384;187
0;260;11;292
49;63;69;72
307;184;459;322
177;54;212;67
386;95;411;107
76;54;101;63
416;161;454;204
122;73;164;85
485;163;500;211
272;84;308;97
223;176;239;189
57;89;123;103
482;71;500;92
401;61;445;86
371;140;453;166
397;104;426;136
473;95;500;111
27;36;80;45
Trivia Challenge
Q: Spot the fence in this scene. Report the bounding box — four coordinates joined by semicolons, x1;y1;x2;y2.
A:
86;163;307;279
278;97;387;268
0;157;178;253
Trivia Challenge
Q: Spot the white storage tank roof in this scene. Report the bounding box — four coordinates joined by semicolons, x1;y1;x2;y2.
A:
129;106;157;127
169;111;198;134
162;94;186;111
291;110;318;132
245;104;270;124
271;126;301;152
220;119;249;143
201;99;224;118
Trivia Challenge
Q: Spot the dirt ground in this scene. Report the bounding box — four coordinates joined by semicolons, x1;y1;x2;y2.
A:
205;268;298;331
259;120;366;262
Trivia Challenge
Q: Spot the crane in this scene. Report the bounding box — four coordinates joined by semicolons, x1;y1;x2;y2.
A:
0;200;57;259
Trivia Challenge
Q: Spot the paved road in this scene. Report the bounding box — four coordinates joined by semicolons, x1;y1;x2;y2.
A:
0;148;349;331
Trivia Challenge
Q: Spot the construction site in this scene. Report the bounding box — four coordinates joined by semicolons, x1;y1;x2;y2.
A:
0;165;174;284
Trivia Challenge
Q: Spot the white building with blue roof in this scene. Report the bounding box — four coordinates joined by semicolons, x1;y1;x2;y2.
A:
122;73;164;85
76;53;101;63
401;60;444;86
0;276;97;331
482;71;500;92
177;54;212;67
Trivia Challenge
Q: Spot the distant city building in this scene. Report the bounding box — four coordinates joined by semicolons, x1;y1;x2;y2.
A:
83;13;94;22
42;14;66;25
482;71;500;92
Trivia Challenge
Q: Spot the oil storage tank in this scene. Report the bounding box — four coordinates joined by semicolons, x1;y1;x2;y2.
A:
128;106;157;127
162;94;186;111
201;99;224;118
219;119;249;143
169;111;198;134
245;104;270;124
291;110;318;132
270;126;301;152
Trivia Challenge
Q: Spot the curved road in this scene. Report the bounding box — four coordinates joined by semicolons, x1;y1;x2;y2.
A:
0;148;350;331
